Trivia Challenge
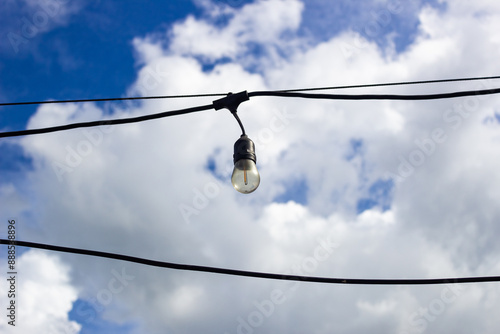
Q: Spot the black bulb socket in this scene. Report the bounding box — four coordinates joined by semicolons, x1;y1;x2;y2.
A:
233;135;256;164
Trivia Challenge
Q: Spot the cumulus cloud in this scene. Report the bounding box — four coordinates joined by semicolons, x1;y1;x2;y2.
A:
166;0;305;70
8;0;500;333
0;250;80;333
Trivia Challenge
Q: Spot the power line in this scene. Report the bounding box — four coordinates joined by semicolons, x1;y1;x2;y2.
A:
1;239;499;285
248;87;500;100
1;75;500;107
0;104;214;138
1;86;500;139
276;75;500;93
0;93;227;107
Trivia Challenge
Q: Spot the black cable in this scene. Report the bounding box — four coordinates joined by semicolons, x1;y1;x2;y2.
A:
232;112;246;135
2;75;500;107
2;87;500;139
0;104;214;138
276;75;500;93
248;87;500;100
0;93;227;107
1;239;500;285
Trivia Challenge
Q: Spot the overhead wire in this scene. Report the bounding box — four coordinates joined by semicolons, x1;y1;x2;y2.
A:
1;86;500;139
248;87;500;100
1;239;499;285
0;104;214;138
3;76;500;285
0;93;227;107
275;74;500;93
1;75;500;107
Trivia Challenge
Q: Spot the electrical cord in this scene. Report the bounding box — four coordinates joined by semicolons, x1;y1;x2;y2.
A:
248;87;500;100
275;75;500;93
0;104;214;138
2;86;500;139
0;93;227;107
2;75;499;107
1;239;499;285
232;112;246;135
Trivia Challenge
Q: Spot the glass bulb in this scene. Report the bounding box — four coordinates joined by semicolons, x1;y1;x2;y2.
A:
231;159;260;194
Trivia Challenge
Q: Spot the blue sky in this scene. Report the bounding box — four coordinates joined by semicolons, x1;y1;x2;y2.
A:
0;0;428;192
2;0;500;333
0;1;201;185
0;0;437;130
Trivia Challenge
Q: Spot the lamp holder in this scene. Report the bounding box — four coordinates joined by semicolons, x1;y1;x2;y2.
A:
233;135;256;164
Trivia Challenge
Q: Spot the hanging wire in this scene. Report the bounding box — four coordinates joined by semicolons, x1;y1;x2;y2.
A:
275;75;500;93
1;85;500;139
0;93;227;107
247;87;500;100
0;104;214;138
1;239;499;285
232;112;246;135
2;75;500;107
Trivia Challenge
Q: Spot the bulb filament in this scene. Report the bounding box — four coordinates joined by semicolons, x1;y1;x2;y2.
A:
244;166;248;185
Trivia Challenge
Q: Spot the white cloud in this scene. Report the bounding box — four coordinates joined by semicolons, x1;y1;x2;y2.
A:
167;0;304;68
0;250;80;333
9;0;500;333
0;184;29;218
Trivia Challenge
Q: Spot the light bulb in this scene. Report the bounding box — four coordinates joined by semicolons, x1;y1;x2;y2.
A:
232;159;260;193
231;135;260;194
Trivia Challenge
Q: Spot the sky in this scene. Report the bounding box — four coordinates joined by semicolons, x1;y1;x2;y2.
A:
1;0;500;333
